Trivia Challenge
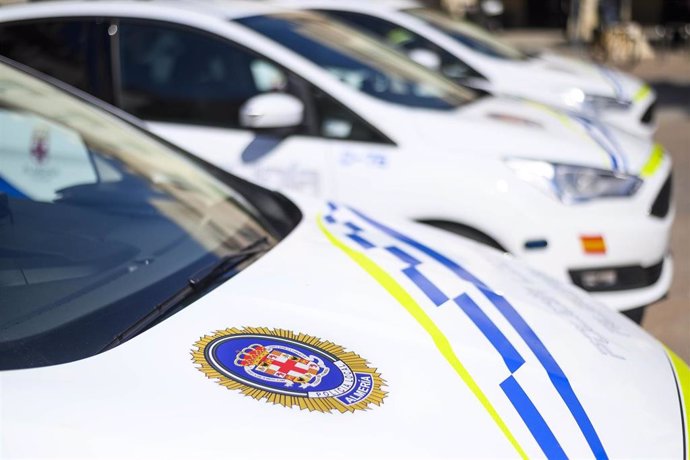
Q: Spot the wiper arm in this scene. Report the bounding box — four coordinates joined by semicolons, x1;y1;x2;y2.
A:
188;237;270;288
101;237;270;352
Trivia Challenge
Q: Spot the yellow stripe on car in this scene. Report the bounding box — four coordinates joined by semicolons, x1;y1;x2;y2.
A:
527;102;613;167
318;216;529;460
666;347;690;460
528;101;578;131
634;84;651;103
641;143;665;178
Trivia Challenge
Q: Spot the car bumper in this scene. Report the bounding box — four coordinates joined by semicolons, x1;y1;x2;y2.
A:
587;253;673;312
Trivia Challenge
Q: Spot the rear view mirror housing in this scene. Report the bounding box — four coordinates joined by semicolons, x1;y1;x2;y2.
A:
239;93;305;130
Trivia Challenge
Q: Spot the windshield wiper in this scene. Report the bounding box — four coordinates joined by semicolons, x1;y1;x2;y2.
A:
187;237;270;289
101;237;271;352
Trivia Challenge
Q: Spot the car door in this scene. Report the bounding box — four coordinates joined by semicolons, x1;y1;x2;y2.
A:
0;16;397;203
112;19;336;198
305;84;401;209
0;17;321;195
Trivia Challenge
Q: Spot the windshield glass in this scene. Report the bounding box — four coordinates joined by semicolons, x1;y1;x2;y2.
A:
0;62;286;370
405;8;528;61
236;11;476;110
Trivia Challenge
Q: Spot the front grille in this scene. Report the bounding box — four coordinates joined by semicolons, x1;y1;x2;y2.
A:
569;259;664;292
651;174;672;218
641;101;656;124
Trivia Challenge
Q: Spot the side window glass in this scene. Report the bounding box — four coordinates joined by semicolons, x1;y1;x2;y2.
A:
311;86;388;143
321;11;480;81
117;22;288;128
0;20;101;95
250;59;287;92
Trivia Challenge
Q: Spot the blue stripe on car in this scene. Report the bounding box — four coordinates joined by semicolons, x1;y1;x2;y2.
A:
347;205;608;459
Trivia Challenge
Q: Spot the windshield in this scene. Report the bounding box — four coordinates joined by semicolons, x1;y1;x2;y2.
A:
236;11;476;110
0;62;292;370
405;8;528;61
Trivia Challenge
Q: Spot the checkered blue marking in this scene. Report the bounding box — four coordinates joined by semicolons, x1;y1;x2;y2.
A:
324;202;607;460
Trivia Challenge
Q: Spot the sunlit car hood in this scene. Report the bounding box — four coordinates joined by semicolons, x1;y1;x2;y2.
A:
398;94;657;175
529;52;646;102
1;197;686;459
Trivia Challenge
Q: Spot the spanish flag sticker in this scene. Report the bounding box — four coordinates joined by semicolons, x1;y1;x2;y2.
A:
581;235;607;255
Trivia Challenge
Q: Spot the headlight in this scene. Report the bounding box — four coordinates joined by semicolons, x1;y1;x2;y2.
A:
561;89;631;112
561;88;586;108
584;94;632;111
505;159;642;204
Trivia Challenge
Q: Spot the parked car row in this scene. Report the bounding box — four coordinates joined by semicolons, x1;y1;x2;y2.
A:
0;1;686;459
0;0;674;320
284;0;658;138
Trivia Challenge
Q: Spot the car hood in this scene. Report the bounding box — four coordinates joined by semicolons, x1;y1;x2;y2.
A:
525;51;645;102
1;199;687;459
403;94;657;174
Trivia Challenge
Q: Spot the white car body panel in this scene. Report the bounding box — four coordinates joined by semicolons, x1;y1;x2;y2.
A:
276;0;657;138
0;1;673;313
1;197;687;459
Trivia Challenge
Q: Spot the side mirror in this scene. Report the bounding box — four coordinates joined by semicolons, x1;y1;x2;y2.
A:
408;48;442;71
239;93;304;129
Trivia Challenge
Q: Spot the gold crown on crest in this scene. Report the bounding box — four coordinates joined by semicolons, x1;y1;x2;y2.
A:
234;344;270;367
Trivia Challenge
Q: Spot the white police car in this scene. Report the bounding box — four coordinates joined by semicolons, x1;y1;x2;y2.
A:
0;1;673;320
277;0;658;139
1;56;689;460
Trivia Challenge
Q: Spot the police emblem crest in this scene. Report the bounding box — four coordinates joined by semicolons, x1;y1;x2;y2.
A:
29;127;50;165
192;327;386;413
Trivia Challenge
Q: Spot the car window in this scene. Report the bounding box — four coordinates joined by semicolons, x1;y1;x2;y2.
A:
310;85;389;142
117;21;290;128
236;11;476;110
317;10;483;81
0;19;113;100
405;8;528;61
0;61;295;370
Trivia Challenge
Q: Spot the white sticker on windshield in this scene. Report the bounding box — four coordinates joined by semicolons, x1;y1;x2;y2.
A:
0;110;97;201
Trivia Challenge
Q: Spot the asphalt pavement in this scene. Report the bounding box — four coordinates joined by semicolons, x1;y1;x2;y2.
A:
502;31;690;362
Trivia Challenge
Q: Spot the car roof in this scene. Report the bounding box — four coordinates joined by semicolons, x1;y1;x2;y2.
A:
0;0;428;22
0;0;287;21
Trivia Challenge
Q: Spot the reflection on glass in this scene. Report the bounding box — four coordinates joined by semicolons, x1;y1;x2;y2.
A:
0;63;276;368
237;11;476;110
406;8;528;61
